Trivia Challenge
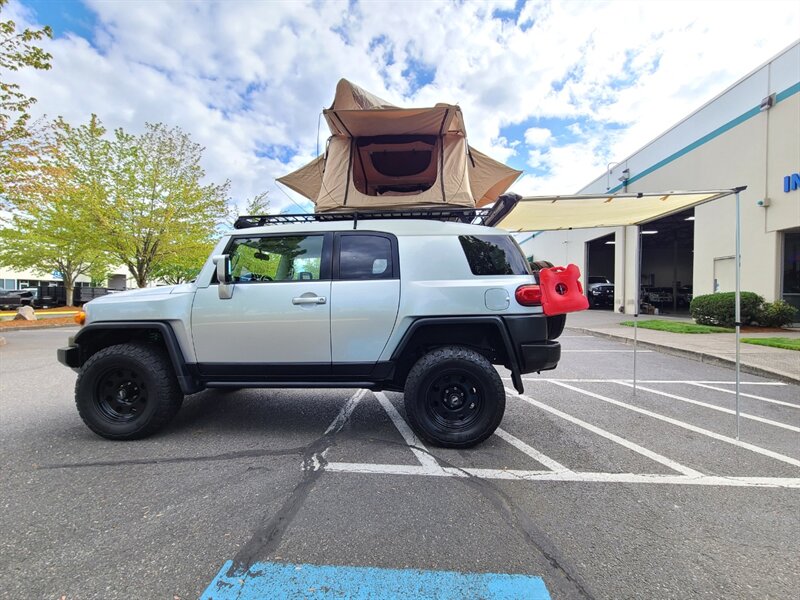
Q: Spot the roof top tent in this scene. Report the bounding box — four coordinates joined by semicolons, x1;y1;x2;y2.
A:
278;79;523;212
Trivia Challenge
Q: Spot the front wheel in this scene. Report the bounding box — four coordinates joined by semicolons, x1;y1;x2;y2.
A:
75;343;183;440
404;346;505;448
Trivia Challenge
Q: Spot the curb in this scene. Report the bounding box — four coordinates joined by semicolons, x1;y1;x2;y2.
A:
569;327;800;385
0;323;79;334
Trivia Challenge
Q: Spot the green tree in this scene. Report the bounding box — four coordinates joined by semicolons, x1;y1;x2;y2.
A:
0;117;110;306
155;192;271;285
96;122;231;288
1;0;53;198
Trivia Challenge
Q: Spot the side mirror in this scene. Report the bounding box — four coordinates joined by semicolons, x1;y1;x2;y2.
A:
212;254;233;299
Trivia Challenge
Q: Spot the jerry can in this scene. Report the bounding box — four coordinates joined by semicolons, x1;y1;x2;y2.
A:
538;264;590;316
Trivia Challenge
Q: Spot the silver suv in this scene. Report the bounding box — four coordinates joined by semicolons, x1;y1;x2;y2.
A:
58;211;566;448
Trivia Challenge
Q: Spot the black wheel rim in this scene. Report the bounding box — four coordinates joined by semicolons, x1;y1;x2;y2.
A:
424;369;484;430
95;367;148;423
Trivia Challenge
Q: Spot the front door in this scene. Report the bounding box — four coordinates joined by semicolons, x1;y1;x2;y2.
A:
192;233;332;373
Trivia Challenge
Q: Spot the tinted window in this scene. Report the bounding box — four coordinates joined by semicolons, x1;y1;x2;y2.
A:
339;235;393;280
228;235;324;283
459;235;530;276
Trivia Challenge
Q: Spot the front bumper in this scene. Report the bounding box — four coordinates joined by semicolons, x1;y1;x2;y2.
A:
57;345;80;369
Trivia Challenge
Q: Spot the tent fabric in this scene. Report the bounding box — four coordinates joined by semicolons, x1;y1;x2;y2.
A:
278;79;520;212
496;190;736;231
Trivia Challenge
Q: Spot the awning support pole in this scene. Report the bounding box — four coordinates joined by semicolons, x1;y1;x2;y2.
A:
633;225;641;394
735;190;742;440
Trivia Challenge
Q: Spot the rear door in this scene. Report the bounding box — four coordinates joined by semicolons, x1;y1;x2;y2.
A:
330;232;400;366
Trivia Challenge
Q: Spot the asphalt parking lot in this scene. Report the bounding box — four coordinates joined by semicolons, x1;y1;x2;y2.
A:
1;327;798;599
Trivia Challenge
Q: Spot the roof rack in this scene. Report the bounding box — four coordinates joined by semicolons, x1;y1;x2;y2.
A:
233;194;520;230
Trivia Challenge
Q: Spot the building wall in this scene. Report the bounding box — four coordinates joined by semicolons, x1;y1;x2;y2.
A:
521;41;800;312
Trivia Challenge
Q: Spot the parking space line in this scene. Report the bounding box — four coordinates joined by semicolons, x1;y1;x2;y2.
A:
325;463;800;488
549;381;800;468
494;428;570;473
312;389;369;469
374;391;444;473
514;378;786;385
201;560;552;600
561;350;653;353
614;381;800;433
503;387;703;477
686;382;800;409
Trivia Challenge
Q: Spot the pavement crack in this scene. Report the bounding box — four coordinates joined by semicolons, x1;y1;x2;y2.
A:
37;447;307;470
225;390;366;579
363;436;596;599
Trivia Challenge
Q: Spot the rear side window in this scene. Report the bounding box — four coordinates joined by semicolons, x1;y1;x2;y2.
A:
459;235;531;276
339;235;394;280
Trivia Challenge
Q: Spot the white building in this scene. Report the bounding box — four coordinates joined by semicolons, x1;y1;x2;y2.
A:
521;41;800;316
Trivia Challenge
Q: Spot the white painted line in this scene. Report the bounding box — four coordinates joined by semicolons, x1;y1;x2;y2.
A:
561;350;653;353
549;381;800;469
324;389;368;436
686;382;800;409
325;462;800;488
374;391;444;473
494;428;570;473
512;378;786;385
503;387;702;477
310;389;368;470
614;381;800;433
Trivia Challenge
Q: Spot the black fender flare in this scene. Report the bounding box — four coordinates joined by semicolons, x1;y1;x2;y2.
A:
73;321;201;395
390;316;524;393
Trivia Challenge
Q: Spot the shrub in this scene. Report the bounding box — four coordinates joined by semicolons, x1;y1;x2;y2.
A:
690;292;763;327
756;300;798;328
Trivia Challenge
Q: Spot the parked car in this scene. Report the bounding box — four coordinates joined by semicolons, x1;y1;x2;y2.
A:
58;210;583;448
677;285;693;307
587;276;614;308
647;287;674;305
0;289;34;310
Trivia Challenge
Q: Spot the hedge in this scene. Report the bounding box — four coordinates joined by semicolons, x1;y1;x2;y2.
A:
690;292;763;327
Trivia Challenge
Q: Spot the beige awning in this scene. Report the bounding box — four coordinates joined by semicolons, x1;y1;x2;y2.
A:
497;189;741;231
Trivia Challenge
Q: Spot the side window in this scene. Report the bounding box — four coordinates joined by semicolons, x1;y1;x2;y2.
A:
459;235;531;276
338;235;394;280
228;235;324;283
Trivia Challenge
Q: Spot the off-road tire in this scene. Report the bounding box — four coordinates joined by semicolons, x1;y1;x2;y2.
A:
75;343;183;440
404;346;505;448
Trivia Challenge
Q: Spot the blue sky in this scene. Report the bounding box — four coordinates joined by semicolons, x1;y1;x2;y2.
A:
6;0;800;212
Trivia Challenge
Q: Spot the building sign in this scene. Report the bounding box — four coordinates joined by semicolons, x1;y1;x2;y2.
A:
784;172;800;192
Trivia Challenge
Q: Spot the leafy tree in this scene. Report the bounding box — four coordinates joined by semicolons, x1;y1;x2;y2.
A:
96;122;231;288
0;117;110;305
1;0;52;198
155;192;271;285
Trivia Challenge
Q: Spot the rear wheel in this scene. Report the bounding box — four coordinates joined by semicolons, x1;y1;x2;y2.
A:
404;346;505;448
75;343;183;440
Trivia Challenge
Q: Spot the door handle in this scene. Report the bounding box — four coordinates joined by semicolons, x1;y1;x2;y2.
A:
292;295;327;305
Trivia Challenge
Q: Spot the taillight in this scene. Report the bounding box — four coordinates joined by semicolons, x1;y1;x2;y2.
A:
515;284;542;306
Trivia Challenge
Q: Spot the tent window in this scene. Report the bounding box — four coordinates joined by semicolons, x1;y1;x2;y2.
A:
353;135;438;196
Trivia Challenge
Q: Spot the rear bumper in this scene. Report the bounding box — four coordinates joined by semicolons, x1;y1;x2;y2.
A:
57;345;80;369
519;341;561;373
502;314;561;374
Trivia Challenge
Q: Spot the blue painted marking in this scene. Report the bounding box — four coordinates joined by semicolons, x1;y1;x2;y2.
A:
606;81;800;194
200;561;551;600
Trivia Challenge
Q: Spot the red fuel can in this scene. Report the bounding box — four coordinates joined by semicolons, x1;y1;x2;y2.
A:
538;264;590;316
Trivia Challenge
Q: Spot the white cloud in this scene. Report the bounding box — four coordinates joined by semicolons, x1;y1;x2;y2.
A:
4;0;799;210
524;127;552;147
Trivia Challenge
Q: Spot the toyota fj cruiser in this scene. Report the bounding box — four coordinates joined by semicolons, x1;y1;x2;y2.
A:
57;209;568;448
